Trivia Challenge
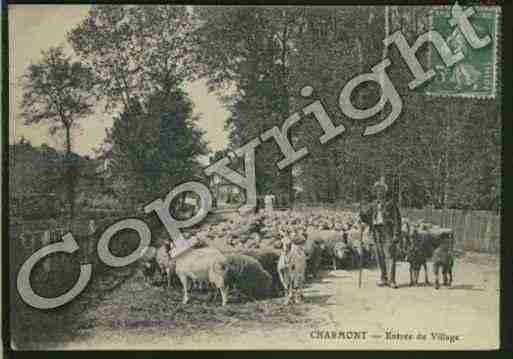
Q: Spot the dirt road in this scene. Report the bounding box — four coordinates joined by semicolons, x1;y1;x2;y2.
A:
24;252;497;350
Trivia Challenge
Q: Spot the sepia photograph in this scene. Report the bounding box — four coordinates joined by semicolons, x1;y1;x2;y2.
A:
5;2;503;351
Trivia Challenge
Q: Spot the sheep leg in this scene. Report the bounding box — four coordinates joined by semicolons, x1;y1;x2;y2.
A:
409;266;414;287
354;251;360;270
389;256;397;288
332;257;337;271
292;289;299;304
434;263;440;290
210;287;219;302
278;269;289;293
315;259;322;278
179;274;190;304
158;268;163;284
285;286;294;305
280;268;292;305
166;268;171;288
423;262;430;285
442;269;449;286
219;286;229;306
296;287;304;304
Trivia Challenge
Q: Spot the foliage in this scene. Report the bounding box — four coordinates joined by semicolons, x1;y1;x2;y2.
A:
19;6;500;213
68;5;195;113
193;7;303;203
20;46;96;218
20;46;96;135
194;6;500;211
69;6;208;210
105;90;208;208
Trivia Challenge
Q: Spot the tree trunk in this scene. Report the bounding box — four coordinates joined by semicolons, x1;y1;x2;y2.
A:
65;125;75;220
398;173;403;208
442;104;451;209
279;92;294;207
280;19;294;208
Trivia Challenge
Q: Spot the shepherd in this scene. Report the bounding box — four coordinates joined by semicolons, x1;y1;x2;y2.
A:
359;175;402;288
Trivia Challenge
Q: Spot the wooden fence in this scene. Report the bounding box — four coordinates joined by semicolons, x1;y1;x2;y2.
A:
9;212;139;300
292;203;500;254
11;206;500;281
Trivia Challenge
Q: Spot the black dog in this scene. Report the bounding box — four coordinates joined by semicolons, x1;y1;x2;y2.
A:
406;237;430;286
433;243;454;289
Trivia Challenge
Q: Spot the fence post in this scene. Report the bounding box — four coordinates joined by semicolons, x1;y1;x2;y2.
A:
463;211;471;251
478;212;489;252
488;212;499;254
494;215;500;253
484;213;491;253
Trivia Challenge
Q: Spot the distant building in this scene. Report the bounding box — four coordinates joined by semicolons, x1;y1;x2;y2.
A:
207;159;243;207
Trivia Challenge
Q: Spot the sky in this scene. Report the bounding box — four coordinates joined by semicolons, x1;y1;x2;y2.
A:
8;5;230;157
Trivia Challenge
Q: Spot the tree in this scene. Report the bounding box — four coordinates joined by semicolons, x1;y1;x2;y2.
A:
20;46;96;218
68;5;195;114
201;5;501;211
285;7;388;203
193;7;303;205
106;89;207;209
69;5;208;211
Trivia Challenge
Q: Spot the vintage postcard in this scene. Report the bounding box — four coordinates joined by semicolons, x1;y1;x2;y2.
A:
5;3;502;351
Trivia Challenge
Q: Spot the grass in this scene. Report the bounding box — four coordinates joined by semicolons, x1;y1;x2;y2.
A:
11;263;318;349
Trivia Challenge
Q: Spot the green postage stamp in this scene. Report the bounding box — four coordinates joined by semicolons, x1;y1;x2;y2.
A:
425;6;500;99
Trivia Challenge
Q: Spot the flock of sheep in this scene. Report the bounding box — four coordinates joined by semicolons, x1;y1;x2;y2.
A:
139;209;455;306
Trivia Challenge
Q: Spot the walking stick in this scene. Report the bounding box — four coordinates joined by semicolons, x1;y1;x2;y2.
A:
358;222;364;288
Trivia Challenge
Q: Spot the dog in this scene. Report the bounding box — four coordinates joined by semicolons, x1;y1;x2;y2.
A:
406;238;430;286
432;242;454;290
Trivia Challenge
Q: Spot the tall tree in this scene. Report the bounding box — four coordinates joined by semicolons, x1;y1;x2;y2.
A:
20;46;96;218
287;7;387;203
105;90;207;209
193;7;302;205
69;5;208;210
68;5;195;114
